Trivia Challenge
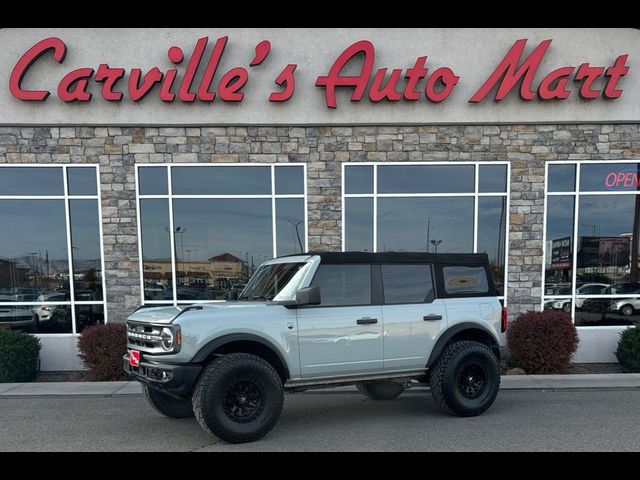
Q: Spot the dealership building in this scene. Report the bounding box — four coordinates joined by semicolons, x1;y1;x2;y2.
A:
1;28;639;370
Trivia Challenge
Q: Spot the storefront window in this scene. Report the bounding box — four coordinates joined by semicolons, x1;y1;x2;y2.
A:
343;162;509;301
137;164;306;305
544;161;640;326
0;165;106;334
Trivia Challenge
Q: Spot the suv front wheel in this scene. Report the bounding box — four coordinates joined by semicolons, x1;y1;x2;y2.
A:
430;340;500;417
192;353;284;444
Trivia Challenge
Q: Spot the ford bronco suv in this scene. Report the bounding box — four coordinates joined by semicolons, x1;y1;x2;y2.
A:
124;252;507;444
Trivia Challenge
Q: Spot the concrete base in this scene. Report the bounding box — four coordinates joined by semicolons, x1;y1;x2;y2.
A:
574;327;627;363
37;336;84;371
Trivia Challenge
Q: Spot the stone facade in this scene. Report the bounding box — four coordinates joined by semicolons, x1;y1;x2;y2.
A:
1;124;640;323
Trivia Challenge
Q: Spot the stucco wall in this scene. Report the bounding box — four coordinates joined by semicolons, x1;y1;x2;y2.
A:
1;28;639;125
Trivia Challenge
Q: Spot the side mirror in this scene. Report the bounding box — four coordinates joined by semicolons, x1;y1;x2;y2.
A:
296;286;321;306
227;290;239;301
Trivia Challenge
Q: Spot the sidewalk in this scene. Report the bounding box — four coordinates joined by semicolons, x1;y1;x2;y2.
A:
1;373;640;397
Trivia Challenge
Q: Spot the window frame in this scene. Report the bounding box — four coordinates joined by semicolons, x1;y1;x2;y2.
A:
341;162;510;305
0;164;107;336
542;160;640;328
136;163;308;306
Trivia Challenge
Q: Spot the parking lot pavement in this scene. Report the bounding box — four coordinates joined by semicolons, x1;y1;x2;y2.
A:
2;388;640;451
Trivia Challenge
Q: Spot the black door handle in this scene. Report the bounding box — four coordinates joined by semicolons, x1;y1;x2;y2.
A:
423;315;443;321
356;317;378;325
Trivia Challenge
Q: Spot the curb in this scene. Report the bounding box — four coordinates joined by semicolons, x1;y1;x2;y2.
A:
2;373;640;397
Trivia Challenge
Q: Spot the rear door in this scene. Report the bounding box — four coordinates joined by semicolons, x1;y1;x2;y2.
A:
380;264;448;371
296;263;384;378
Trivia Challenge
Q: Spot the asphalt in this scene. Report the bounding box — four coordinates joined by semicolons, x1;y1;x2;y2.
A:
1;373;640;397
2;389;640;451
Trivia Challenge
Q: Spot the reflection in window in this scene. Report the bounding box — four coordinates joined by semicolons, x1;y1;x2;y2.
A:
0;166;105;334
345;166;373;194
548;164;576;192
276;199;305;256
479;165;507;193
344;198;373;252
577;195;638;288
171;166;271;195
140;199;173;301
311;264;371;306
544;195;575;291
343;163;509;301
69;200;103;301
138;164;307;305
382;264;433;304
580;163;640;192
378;165;474;194
545;162;640;327
378;197;474;253
67;168;97;196
275;166;304;195
477;197;506;292
0;167;64;196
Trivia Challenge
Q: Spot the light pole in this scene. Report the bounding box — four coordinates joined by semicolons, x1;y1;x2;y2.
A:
426;217;431;252
430;239;442;254
287;219;304;253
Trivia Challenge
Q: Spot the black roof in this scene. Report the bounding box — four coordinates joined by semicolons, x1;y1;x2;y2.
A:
287;251;490;265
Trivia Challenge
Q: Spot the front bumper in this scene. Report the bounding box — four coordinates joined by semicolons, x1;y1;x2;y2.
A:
123;353;201;399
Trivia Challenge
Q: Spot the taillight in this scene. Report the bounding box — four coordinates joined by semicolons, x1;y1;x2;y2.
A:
501;307;508;333
42;306;50;312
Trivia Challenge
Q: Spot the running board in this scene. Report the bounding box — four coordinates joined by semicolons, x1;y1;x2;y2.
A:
284;369;427;389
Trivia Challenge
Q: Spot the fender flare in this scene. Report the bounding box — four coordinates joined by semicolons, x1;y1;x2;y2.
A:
426;322;500;368
192;333;290;379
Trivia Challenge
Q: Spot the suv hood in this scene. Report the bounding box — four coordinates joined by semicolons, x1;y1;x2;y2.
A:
127;301;270;325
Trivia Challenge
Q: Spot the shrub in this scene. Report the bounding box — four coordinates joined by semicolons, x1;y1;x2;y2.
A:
507;310;579;374
77;323;127;381
0;329;41;382
616;323;640;372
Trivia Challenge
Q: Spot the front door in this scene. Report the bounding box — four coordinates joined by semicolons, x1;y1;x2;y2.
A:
296;264;383;378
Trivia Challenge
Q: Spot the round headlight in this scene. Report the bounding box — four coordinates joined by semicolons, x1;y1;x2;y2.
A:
161;327;174;351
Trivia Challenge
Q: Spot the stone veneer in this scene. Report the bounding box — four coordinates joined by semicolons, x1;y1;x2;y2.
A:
1;124;639;323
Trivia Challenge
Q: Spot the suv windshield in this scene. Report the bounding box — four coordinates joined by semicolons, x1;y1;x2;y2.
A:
239;262;305;301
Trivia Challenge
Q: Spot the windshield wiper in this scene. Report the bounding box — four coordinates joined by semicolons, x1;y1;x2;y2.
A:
249;294;274;301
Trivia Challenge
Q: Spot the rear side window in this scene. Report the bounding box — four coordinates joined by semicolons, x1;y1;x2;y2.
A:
382;264;434;304
311;264;371;306
442;266;489;295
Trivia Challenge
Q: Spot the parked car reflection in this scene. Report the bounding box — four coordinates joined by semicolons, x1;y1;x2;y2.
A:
0;296;36;333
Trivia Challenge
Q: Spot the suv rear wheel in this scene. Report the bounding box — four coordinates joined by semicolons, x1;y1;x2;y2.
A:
192;353;284;444
430;340;500;417
356;381;405;400
143;385;194;418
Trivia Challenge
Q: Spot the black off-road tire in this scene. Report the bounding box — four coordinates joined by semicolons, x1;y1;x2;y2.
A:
143;385;194;418
192;353;284;444
356;381;405;400
430;340;500;417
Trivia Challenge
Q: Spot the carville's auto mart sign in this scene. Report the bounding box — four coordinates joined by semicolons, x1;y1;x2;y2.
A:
1;28;639;125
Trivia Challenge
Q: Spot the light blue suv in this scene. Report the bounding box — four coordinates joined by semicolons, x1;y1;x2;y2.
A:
124;252;507;443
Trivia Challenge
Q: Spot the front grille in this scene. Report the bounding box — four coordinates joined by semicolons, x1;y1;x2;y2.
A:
126;322;167;354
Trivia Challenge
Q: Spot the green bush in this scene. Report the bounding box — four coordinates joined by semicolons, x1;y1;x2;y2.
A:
0;328;42;382
77;323;127;381
616;323;640;372
507;310;579;374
